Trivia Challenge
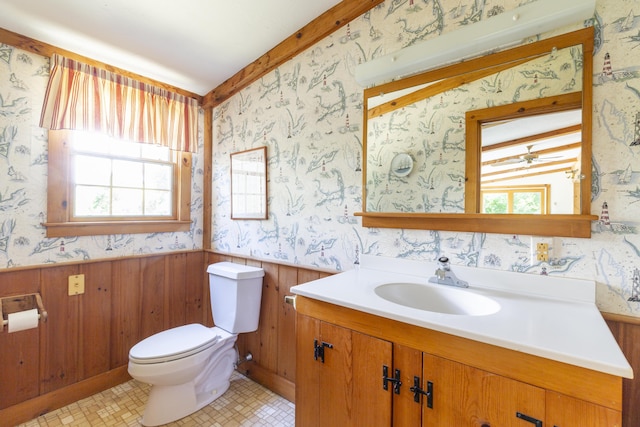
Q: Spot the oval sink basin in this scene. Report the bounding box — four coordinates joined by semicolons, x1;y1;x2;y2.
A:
374;282;500;316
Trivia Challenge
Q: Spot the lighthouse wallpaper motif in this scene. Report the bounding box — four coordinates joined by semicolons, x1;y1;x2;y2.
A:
211;0;640;316
2;0;640;317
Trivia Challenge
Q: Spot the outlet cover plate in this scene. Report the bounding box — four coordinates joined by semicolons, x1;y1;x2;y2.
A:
68;274;85;296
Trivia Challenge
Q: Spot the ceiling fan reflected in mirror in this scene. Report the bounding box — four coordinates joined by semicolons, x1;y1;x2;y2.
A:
490;145;561;167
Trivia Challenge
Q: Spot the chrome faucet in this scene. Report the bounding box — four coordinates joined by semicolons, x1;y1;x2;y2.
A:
428;256;469;288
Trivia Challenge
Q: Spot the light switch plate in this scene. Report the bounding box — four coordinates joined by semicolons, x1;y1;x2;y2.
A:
68;274;85;296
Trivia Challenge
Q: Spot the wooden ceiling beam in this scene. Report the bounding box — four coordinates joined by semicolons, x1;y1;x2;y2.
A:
367;58;533;120
202;0;384;109
483;142;582;167
482;125;582;152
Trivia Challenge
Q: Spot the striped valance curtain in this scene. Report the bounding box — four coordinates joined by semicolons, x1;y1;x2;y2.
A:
40;54;199;152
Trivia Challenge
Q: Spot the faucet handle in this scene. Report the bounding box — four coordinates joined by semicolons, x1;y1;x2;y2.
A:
437;256;450;269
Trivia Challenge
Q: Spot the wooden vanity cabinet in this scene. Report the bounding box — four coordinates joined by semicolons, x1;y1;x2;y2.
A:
295;297;623;427
295;313;393;426
546;391;623;427
421;352;546;426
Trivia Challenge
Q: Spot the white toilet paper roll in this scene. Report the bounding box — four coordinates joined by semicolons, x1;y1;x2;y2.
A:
8;308;39;333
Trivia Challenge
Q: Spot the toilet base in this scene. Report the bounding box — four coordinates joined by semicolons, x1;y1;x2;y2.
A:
139;339;238;426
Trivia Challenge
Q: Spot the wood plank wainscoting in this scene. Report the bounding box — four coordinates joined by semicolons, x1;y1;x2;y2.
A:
205;252;333;403
0;251;207;427
604;312;640;427
1;250;639;426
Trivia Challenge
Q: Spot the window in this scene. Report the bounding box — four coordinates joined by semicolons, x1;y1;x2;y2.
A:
481;185;550;214
45;130;191;237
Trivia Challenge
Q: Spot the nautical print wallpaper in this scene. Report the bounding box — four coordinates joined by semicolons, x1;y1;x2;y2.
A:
211;0;640;317
365;44;581;213
0;47;205;266
0;0;639;317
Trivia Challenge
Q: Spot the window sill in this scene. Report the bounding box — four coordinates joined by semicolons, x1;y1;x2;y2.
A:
43;220;192;237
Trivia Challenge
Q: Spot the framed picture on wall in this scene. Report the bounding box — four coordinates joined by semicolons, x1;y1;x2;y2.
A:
230;146;268;220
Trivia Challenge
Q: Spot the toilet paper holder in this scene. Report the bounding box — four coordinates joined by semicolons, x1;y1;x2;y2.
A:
1;293;48;329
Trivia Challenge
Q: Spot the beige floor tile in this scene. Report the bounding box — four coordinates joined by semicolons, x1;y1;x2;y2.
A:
19;372;294;427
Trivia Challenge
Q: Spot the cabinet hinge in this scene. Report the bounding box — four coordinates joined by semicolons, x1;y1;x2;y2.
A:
313;339;333;363
382;365;402;394
409;376;433;408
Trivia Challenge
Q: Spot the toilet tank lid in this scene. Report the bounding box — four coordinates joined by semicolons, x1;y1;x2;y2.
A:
207;262;265;279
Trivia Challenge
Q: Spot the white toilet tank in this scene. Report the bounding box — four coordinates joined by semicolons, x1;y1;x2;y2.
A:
207;262;265;333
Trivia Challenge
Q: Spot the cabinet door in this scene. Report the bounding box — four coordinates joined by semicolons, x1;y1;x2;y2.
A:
295;313;321;427
353;331;393;426
295;314;393;427
393;344;423;426
422;354;545;427
295;316;352;426
318;320;353;426
546;391;622;427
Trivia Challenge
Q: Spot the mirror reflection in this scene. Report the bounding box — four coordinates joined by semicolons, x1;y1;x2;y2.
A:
357;28;595;238
478;103;582;215
365;42;583;214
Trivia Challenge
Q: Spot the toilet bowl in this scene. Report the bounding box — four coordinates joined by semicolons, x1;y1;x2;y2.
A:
128;262;264;426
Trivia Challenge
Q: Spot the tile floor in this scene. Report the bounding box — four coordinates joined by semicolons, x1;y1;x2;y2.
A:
18;372;295;427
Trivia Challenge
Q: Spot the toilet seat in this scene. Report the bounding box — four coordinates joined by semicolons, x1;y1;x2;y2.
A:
129;324;226;364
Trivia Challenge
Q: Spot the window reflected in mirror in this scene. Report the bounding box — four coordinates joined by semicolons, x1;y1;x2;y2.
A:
357;28;595;238
365;42;582;214
480;108;581;215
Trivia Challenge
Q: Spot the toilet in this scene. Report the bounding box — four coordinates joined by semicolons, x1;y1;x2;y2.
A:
128;262;265;426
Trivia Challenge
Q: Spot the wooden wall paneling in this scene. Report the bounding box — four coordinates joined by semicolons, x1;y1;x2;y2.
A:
619;321;640;427
202;107;213;251
606;317;640;427
0;270;41;409
237;258;263;362
184;251;205;325
236;260;274;370
277;265;298;382
110;258;141;368
207;253;230;264
78;261;112;380
166;253;187;329
0;268;40;295
298;269;321;285
0;324;40;410
39;265;80;394
256;262;279;372
139;257;166;340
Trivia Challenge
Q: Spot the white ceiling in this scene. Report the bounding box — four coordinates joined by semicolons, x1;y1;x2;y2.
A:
0;0;341;95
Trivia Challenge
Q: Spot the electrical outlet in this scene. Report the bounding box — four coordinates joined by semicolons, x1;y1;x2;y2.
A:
536;243;549;262
68;274;85;296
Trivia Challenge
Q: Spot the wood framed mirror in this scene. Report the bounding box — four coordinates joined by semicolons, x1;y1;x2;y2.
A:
356;27;596;237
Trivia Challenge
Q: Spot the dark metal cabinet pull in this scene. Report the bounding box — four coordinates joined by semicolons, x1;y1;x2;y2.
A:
409;376;433;408
516;411;543;427
313;340;333;363
382;365;402;394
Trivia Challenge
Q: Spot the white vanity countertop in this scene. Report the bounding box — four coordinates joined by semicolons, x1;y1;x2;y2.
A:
290;255;633;378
